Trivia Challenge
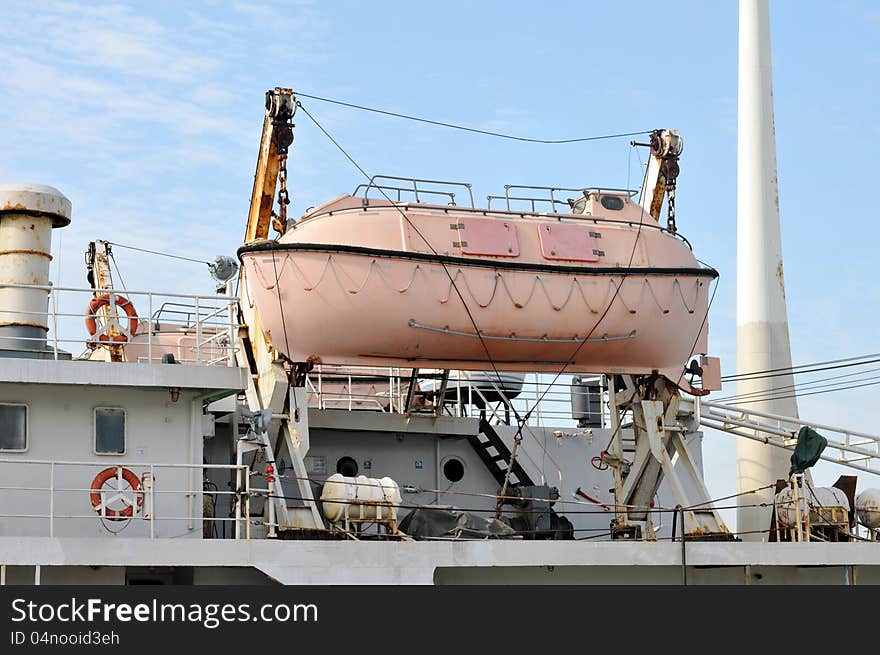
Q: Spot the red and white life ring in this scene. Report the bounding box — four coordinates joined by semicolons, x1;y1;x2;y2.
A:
89;466;144;520
84;293;139;343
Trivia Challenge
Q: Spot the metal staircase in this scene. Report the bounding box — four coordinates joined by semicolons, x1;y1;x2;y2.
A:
468;418;535;488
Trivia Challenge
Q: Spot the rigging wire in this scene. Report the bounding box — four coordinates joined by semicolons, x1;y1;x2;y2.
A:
511;145;664;429
108;248;128;292
674;275;719;389
296;101;523;424
294;91;652;144
718;376;880;405
714;366;880;404
721;352;880;382
106;241;212;266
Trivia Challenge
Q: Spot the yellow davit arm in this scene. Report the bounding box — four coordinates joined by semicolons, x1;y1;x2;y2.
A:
636;129;682;231
244;87;295;243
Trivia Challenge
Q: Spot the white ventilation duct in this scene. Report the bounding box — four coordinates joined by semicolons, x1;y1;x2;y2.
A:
0;184;71;358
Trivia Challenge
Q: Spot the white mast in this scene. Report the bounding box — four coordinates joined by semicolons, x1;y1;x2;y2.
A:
736;0;798;540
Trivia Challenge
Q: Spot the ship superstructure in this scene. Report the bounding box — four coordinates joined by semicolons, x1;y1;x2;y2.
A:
0;0;879;587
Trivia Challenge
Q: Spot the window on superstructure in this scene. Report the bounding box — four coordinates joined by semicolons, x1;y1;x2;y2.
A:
94;407;126;455
0;403;27;451
600;195;625;211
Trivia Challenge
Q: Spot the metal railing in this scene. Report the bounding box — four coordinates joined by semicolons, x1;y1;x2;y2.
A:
354;175;475;207
304;365;607;428
0;283;239;366
683;398;880;476
0;459;254;539
487;185;639;212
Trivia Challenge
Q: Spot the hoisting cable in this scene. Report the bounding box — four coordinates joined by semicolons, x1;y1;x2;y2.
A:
509;151;656;429
296;101;522;421
105;241;212;266
295;100;543;511
294;91;652;144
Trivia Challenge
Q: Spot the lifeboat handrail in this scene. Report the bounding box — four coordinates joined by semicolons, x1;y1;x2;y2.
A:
356;174;475;207
486;194;571;213
488;184;640;212
352;183;456;206
407;318;637;344
151;300;229;331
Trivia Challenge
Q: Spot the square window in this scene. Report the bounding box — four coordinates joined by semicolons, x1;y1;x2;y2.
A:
0;404;27;451
95;408;126;455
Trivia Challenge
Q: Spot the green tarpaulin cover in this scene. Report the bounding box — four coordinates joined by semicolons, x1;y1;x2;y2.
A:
789;426;828;476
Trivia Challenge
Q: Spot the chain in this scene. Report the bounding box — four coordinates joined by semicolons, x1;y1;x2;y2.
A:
273;152;290;235
667;183;677;233
270;99;294;235
660;155;679;234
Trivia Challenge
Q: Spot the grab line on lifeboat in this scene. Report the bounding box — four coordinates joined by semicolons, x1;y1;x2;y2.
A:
407;319;636;344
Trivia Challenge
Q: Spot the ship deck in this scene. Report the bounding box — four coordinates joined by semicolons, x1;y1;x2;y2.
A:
1;537;878;585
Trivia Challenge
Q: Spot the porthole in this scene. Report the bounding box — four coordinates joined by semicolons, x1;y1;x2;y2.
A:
442;457;465;483
336;456;359;477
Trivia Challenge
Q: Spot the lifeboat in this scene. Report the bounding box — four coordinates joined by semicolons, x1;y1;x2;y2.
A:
238;182;715;385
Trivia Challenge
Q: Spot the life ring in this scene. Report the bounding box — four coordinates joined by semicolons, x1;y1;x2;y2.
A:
89;466;144;520
84;293;139;343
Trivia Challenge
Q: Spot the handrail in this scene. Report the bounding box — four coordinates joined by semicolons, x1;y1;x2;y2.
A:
352;184;456;205
356;175;475;207
0;459;253;539
681;398;880;476
0;282;239;366
487;185;640;212
305;365;607;428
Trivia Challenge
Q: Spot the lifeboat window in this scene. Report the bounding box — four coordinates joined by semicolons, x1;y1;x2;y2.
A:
0;403;27;452
442;457;465;483
568;197;588;215
94;407;126;455
336;456;359;477
600;195;625;211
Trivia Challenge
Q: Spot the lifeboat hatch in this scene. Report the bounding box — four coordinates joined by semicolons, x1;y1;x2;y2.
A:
455;217;520;257
538;223;600;262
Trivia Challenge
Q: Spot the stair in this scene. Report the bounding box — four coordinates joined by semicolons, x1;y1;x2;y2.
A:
468;418;535;488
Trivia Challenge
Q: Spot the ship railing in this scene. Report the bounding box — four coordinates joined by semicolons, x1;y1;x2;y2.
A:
0;459;258;540
304;365;608;428
0;282;240;367
354;175;475;207
683;398;880;476
487;185;639;212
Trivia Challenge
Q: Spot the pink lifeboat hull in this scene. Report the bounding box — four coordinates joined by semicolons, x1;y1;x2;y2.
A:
238;194;715;379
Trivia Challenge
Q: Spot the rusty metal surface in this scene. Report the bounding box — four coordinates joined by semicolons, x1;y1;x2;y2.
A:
245;88;295;243
0;249;53;259
0;184;71;227
0;320;49;329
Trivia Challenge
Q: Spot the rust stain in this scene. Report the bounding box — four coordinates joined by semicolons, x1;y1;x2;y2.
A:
776;259;785;300
0;249;52;259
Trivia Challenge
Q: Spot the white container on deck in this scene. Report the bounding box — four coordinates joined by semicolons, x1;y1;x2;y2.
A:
774;486;849;527
856;489;880;530
320;473;401;523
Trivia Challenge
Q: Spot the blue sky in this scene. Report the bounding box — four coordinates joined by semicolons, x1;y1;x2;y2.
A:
2;1;878;525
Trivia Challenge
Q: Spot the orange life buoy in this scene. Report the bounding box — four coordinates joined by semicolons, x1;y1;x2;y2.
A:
84;293;139;343
89;466;144;520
